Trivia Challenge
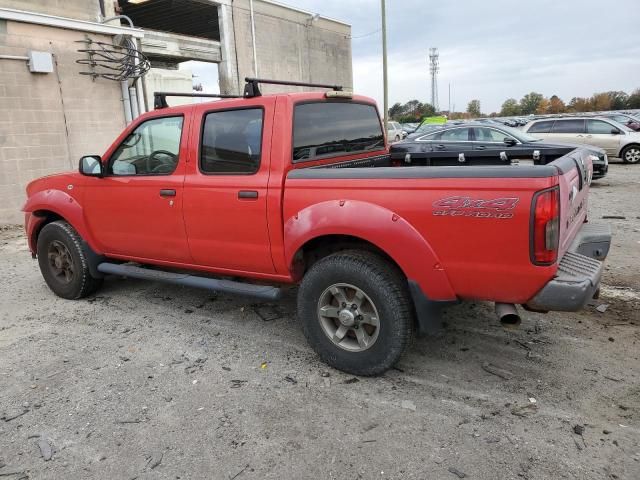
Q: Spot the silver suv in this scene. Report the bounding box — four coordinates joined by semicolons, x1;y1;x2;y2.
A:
524;117;640;163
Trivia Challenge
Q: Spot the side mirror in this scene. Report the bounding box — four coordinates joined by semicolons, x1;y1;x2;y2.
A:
504;137;517;146
611;129;621;135
79;155;103;177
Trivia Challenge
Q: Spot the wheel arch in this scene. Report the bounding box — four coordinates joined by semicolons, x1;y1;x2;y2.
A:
284;199;456;302
23;189;100;255
620;143;640;160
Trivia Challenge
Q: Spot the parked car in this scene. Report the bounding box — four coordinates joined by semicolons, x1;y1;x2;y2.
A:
598;113;640;131
387;121;405;142
523;117;640;163
22;79;610;376
390;123;608;179
400;122;418;134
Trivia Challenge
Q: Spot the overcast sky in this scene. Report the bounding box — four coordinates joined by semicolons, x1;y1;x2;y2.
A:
184;0;639;113
288;0;639;113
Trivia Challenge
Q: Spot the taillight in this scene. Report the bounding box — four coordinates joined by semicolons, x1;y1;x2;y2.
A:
531;186;560;265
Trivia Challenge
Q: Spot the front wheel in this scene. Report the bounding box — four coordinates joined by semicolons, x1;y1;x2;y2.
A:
37;221;103;299
297;250;413;376
621;145;640;164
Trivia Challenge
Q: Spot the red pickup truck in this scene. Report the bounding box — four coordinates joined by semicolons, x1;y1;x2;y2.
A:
23;78;611;375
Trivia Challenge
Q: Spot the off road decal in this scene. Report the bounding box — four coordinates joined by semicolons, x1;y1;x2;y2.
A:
432;196;519;219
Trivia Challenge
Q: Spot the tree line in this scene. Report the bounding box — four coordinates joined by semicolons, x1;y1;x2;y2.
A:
489;88;640;118
389;88;640;122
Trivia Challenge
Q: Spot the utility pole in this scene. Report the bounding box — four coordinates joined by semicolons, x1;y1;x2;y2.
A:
448;83;451;114
381;0;388;132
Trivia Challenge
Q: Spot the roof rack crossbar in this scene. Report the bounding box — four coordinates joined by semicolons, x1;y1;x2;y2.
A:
243;77;343;98
153;91;242;109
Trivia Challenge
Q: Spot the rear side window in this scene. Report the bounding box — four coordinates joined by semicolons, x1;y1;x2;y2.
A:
200;108;263;174
430;127;471;141
527;120;554;134
551;119;585;134
293;102;384;162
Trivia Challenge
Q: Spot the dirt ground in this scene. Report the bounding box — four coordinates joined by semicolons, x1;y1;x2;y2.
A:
0;163;638;480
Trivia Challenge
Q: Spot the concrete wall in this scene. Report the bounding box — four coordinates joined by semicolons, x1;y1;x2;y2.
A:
0;20;126;223
0;0;114;22
221;0;352;95
0;0;352;224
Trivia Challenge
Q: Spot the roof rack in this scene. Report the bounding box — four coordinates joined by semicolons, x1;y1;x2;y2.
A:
153;91;242;109
243;77;343;98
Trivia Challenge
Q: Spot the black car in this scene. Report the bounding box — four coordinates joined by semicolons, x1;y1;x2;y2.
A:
389;123;608;179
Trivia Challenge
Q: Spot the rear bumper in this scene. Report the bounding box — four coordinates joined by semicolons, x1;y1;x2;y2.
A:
526;223;611;312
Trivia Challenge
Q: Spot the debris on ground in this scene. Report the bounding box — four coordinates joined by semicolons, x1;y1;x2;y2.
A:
147;451;163;470
1;409;29;422
596;304;609;313
448;466;467;478
401;400;416;411
343;377;359;384
481;362;513;380
37;437;54;461
511;403;539;417
252;304;283;322
284;375;297;384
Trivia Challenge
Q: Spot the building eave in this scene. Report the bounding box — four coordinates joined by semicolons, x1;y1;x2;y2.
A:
0;7;145;38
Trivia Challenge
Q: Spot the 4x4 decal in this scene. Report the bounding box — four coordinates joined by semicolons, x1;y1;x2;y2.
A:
432;196;519;219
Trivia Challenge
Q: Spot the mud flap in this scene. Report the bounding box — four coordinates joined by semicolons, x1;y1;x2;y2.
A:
408;280;456;336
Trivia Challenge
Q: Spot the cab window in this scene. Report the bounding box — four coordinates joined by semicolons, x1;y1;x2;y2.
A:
293;102;384;162
108;116;183;176
200;108;263;174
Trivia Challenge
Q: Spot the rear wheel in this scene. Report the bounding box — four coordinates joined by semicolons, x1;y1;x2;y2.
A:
298;250;413;376
37;221;103;299
621;145;640;164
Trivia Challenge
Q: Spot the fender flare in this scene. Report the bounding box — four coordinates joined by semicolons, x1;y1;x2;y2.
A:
23;189;102;255
284;199;456;301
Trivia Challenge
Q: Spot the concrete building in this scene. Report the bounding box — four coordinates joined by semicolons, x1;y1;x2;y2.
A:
0;0;352;224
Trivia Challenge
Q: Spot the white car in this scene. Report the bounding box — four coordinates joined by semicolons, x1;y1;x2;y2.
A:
524;117;640;163
387;121;405;143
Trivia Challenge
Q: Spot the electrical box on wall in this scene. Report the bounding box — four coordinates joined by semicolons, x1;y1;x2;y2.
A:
28;51;54;73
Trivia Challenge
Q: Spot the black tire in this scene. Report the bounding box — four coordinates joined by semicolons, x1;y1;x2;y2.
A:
620;144;640;164
394;135;400;142
298;250;413;376
37;221;103;299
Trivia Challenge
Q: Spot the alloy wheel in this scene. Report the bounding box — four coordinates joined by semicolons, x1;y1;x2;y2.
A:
317;283;380;352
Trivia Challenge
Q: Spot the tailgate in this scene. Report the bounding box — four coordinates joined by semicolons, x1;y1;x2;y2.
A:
552;149;594;258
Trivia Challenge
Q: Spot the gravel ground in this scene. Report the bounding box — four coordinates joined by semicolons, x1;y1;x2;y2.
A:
0;163;638;480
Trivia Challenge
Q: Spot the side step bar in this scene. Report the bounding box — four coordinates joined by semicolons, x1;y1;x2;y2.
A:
97;263;282;301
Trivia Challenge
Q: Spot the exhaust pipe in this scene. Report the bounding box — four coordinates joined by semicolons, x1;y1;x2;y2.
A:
495;303;521;328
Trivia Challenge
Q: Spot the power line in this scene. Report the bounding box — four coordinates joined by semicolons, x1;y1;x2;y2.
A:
349;28;381;39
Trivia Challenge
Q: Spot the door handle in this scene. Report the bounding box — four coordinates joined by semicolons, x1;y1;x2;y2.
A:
476;145;486;150
238;190;258;199
435;144;446;150
159;189;176;197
